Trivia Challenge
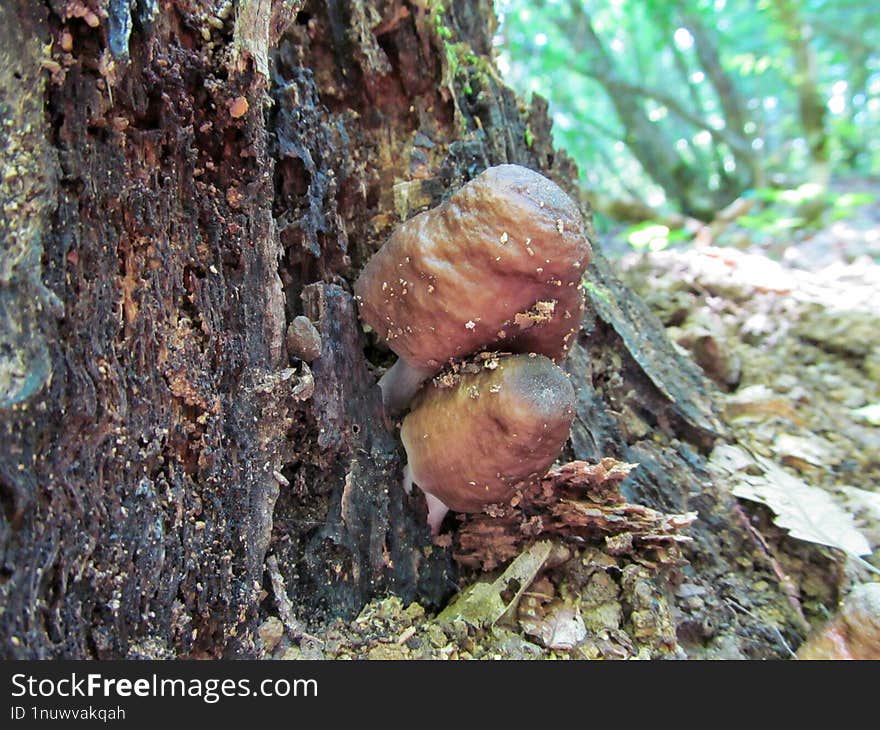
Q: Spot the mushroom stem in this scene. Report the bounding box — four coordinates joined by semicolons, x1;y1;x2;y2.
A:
378;358;435;416
403;463;450;536
424;492;451;536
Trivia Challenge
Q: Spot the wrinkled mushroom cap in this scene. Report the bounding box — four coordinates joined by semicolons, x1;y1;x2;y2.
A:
355;165;592;372
400;354;576;513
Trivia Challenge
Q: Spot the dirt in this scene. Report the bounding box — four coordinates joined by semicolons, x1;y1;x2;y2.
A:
618;184;880;517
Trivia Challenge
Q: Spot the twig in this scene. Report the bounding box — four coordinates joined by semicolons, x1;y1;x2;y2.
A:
726;597;797;658
733;503;811;634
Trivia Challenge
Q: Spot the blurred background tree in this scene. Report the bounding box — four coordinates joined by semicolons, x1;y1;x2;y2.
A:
495;0;879;229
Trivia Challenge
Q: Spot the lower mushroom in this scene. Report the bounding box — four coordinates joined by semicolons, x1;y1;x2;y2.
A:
400;353;576;534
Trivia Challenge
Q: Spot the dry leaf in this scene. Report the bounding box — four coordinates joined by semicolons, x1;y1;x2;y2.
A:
772;433;838;470
710;444;871;557
724;384;804;425
519;601;587;650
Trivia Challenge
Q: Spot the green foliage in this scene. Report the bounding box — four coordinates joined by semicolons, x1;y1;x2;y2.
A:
431;2;454;40
614;185;875;253
738;185;875;234
624;222;692;252
829;191;876;220
496;0;880;221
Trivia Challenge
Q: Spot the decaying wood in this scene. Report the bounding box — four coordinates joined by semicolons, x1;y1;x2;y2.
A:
0;0;810;658
454;459;697;571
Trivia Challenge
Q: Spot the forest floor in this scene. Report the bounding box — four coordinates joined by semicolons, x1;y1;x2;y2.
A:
257;182;880;660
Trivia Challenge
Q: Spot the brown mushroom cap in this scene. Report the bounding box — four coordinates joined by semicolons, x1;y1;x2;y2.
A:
400;354;576;513
354;165;592;372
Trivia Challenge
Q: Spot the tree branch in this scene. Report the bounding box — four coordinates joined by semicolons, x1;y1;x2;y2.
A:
573;65;754;160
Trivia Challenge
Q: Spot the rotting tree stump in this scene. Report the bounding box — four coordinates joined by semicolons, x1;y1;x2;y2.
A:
1;0;809;658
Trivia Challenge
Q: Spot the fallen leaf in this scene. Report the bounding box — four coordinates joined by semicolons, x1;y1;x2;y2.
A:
724;384;804;425
710;444;871;557
772;433;838;470
519;601;587;650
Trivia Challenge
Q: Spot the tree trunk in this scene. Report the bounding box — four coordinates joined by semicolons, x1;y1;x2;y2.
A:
564;5;705;217
771;0;829;185
1;0;808;659
678;5;762;190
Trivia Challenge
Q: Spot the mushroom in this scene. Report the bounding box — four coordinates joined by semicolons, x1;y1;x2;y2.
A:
355;164;591;415
400;353;576;534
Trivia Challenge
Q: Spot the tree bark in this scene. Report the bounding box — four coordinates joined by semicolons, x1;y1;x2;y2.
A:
1;0;808;659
